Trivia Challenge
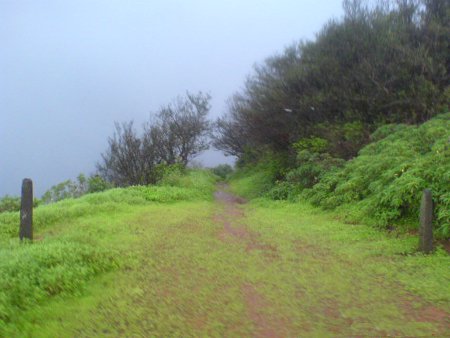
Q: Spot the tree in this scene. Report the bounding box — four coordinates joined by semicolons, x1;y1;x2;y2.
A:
98;92;212;186
212;95;252;157
97;121;157;186
148;92;211;166
214;0;449;164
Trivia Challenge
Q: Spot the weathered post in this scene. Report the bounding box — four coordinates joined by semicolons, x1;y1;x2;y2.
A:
20;178;33;241
419;189;433;253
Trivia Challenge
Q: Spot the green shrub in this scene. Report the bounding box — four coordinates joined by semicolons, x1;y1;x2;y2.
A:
0;196;20;213
266;144;345;201
87;175;112;193
303;113;450;237
211;164;234;180
292;137;329;154
0;196;39;214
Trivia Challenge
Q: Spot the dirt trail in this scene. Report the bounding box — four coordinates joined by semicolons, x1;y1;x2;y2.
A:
15;185;449;336
212;184;450;337
213;185;287;338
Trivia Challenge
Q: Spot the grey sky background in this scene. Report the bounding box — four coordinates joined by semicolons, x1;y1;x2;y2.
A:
1;0;343;197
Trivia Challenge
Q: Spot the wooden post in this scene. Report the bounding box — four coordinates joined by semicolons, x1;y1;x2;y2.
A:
419;189;433;253
20;178;33;241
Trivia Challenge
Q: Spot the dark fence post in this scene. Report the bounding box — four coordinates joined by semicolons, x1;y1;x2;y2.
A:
419;189;433;253
20;178;33;241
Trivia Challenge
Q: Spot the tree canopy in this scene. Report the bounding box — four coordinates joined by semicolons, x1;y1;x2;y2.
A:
213;0;449;162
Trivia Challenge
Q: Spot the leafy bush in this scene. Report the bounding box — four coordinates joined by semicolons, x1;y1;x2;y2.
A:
0;196;39;214
211;164;234;180
87;175;112;193
303;113;450;237
41;176;85;204
266;181;302;201
292;137;329;154
267;140;345;200
0;196;20;213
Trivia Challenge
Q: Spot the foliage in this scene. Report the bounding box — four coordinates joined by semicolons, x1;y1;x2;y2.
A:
98;92;212;186
0;196;21;213
214;0;449;163
41;174;112;204
303;113;450;236
293;137;329;154
211;164;234;180
87;175;112;193
0;196;39;214
149;92;211;166
267;143;345;200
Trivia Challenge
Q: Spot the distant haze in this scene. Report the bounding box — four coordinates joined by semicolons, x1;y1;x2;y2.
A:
0;0;343;197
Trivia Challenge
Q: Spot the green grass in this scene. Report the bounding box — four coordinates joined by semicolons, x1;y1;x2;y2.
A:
7;196;448;336
0;169;217;335
0;168;448;336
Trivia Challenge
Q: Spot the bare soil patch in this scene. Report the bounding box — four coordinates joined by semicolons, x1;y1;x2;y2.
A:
241;283;289;338
399;295;450;334
214;189;280;264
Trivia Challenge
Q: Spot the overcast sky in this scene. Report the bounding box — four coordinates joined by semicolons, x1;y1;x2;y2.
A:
0;0;343;197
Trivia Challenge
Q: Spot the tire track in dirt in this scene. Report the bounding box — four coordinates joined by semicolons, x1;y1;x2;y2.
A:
213;184;286;338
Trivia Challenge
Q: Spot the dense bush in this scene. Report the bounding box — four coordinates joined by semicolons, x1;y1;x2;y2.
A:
211;164;234;180
267;137;345;200
302;113;450;236
0;196;20;213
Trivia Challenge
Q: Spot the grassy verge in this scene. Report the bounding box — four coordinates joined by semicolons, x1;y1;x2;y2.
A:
0;169;217;335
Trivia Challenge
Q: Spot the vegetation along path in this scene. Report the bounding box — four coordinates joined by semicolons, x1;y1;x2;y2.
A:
2;181;449;337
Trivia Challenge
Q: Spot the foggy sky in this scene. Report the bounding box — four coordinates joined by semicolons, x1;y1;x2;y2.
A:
0;0;343;197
